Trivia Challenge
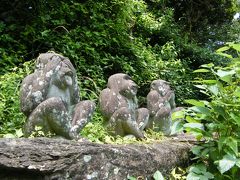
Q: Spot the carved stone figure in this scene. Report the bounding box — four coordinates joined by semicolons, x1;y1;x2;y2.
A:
99;73;149;138
20;52;95;139
147;80;176;135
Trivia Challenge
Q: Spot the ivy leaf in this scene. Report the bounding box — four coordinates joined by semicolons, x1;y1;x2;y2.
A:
153;170;164;180
218;154;236;174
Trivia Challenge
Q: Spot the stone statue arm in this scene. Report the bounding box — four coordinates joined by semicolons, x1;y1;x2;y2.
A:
71;76;80;104
165;90;176;109
99;88;120;119
20;74;36;116
20;72;50;116
147;90;161;115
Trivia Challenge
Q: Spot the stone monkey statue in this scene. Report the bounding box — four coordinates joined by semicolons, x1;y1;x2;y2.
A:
20;52;95;139
147;80;176;135
99;73;149;138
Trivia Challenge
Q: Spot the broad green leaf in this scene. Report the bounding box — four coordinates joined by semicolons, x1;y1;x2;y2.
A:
185;99;205;107
194;85;207;90
191;146;204;156
203;172;214;179
153;170;164;180
231;44;240;52
216;46;230;52
200;63;214;68
236;159;240;168
212;105;226;118
3;134;15;138
189;164;206;174
184;123;204;130
233;88;240;97
186;172;201;180
218;154;236;174
193;69;210;73
216;52;233;59
15;129;23;138
207;84;219;96
187;164;213;180
230;113;240;126
226;137;238;155
170;120;184;135
172;110;185;120
194;80;217;84
190;106;211;116
218;137;226;151
186;116;199;123
216;69;235;83
127;176;136;180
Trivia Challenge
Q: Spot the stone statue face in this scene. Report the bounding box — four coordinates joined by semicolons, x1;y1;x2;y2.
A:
108;74;138;99
151;80;171;96
52;61;74;89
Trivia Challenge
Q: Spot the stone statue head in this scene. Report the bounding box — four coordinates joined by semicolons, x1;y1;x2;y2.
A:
150;80;171;96
107;73;138;99
20;52;79;117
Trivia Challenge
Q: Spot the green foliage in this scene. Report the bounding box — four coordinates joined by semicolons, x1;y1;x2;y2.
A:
184;44;240;179
1;0;210;105
1;0;237;137
80;109;164;144
0;61;33;136
127;170;164;180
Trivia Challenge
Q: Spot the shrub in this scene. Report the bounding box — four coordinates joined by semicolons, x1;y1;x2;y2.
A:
184;43;240;179
0;61;33;136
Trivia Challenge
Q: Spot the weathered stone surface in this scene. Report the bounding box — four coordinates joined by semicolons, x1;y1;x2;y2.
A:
99;73;149;138
20;52;95;139
147;80;180;135
0;137;193;179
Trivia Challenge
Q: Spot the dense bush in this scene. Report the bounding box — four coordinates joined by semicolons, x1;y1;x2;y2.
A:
0;0;238;135
184;44;240;179
0;62;33;136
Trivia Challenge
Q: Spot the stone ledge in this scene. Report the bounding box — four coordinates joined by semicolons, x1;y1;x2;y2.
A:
0;137;193;179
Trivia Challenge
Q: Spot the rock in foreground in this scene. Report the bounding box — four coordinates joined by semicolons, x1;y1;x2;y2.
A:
0;137;193;179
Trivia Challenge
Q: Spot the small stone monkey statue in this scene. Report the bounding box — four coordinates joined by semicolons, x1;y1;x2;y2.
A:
99;73;149;138
147;80;176;135
20;52;95;139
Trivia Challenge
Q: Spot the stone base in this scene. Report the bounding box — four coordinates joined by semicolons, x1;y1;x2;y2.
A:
0;136;194;179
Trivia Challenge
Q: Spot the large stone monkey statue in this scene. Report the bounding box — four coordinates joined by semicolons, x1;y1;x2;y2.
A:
20;52;95;139
147;80;176;135
99;73;149;138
